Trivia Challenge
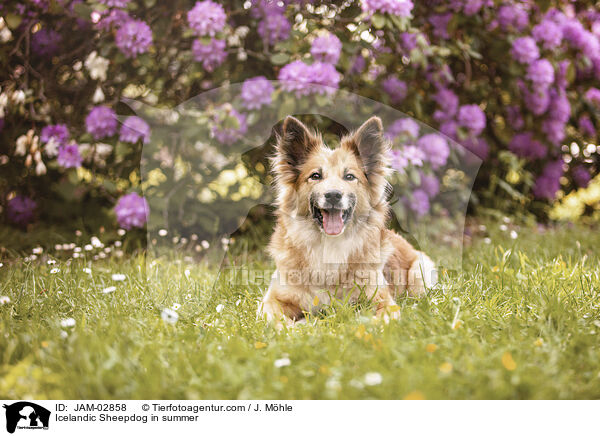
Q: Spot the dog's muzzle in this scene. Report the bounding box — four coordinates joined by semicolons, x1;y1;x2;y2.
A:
311;192;355;236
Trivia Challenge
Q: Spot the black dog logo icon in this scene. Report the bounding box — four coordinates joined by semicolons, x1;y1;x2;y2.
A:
3;402;50;433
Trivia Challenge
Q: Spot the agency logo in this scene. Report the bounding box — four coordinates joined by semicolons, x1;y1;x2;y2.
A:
2;402;50;434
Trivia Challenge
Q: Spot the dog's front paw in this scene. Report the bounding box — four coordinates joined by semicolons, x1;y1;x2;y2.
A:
257;299;296;330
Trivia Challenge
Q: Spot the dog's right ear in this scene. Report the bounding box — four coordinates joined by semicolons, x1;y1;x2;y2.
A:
272;116;318;185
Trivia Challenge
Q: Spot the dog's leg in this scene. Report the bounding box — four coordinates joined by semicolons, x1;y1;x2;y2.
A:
406;252;438;297
363;270;400;321
258;277;304;330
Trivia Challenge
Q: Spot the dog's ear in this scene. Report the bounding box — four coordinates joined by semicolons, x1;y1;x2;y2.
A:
272;116;318;184
344;116;389;178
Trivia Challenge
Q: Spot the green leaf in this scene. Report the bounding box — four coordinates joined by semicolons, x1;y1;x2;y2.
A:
270;53;290;65
371;14;385;29
409;167;421;186
278;96;296;121
72;2;93;19
5;14;22;29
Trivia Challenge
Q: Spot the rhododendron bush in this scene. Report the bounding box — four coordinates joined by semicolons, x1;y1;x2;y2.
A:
0;0;599;234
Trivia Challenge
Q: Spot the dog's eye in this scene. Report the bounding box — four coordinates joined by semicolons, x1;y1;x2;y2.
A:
309;172;321;181
344;174;356;181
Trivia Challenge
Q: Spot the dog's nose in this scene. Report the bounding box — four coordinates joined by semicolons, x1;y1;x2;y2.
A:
324;190;342;205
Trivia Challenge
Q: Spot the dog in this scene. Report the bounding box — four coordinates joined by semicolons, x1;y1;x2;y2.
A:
259;116;437;327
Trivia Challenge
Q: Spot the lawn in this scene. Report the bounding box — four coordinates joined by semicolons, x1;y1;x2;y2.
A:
1;220;599;400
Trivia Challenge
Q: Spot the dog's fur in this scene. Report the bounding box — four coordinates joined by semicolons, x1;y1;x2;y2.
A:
259;116;436;327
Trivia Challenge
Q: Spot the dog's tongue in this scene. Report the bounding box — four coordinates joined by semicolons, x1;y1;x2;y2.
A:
322;209;344;235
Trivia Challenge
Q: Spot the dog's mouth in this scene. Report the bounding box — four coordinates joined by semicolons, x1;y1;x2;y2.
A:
312;205;353;236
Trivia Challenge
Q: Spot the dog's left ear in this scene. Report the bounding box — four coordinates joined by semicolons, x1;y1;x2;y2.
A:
344;116;389;178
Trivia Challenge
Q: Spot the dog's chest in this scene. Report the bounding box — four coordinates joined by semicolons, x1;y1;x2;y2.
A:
307;236;353;268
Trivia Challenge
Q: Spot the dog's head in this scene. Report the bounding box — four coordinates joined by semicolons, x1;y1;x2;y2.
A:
271;116;390;237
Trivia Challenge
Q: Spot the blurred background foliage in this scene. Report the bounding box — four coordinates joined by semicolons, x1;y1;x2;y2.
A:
1;0;600;252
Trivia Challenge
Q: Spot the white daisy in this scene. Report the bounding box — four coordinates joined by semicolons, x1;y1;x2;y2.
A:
274;357;291;368
60;318;76;328
364;372;383;386
161;308;179;324
216;304;224;313
111;273;126;281
102;286;116;294
50;268;60;274
0;296;10;304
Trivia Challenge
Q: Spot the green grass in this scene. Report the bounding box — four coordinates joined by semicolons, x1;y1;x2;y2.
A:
1;221;600;399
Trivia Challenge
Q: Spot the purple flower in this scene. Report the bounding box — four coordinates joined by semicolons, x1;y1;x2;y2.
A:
41;124;69;145
408;189;430;216
508;132;547;160
429;14;452;39
97;9;131;31
526;59;555;88
7;196;36;226
434;88;459;120
457;104;486;135
399;32;418;52
533;160;563;200
307;62;341;93
311;33;342;64
361;0;414;17
463;0;483;16
389;146;425;172
418;172;440;198
572;166;591;188
99;0;129;7
507;106;524;131
187;0;226;37
240;76;274;110
522;86;550;116
278;61;340;96
382;76;407;104
257;11;291;46
349;55;366;74
578;115;595;137
541;119;566;145
462;137;489;161
279;61;312;96
511;37;540;64
585;88;600;106
386;118;420;140
417;133;449;169
31;28;61;56
192;38;227;72
86;106;118;140
212;107;247;145
532;20;563;49
497;4;529;32
57;144;83;168
578;32;600;60
119;116;151;144
114;192;149;230
439;120;458;138
115;19;152;58
547;89;570;123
